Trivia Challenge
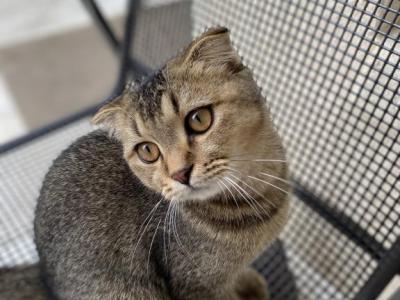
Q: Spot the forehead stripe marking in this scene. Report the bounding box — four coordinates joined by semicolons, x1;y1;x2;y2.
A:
132;119;142;137
169;91;180;115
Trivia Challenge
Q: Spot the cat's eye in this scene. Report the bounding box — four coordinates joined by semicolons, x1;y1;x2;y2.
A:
136;142;160;163
186;107;213;134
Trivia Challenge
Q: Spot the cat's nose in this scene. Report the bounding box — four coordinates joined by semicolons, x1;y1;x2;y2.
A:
171;165;193;185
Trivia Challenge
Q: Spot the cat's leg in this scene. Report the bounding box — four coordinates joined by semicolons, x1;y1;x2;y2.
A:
80;286;172;300
59;277;172;300
191;269;268;300
108;281;172;300
124;287;172;300
233;268;269;300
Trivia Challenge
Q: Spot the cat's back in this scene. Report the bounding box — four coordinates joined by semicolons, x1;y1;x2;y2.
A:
34;130;156;296
39;129;129;193
35;130;138;217
35;129;151;236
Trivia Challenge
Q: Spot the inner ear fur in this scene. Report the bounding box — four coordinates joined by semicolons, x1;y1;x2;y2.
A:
91;95;124;129
181;26;244;73
92;82;139;130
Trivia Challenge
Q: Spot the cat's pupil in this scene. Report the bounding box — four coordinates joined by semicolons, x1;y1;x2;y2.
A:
186;107;213;134
136;142;159;163
194;113;201;123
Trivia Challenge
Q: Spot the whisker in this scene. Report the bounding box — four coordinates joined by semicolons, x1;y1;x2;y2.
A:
220;178;241;209
172;202;184;250
231;159;287;163
225;176;252;200
216;179;229;202
248;176;290;194
130;197;163;288
137;199;163;239
224;177;263;220
259;172;292;186
163;201;172;264
229;151;284;159
227;172;276;211
172;202;201;269
225;175;271;216
131;198;162;261
167;202;174;259
146;219;162;277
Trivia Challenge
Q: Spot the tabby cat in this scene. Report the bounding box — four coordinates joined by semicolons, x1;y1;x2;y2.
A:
33;27;289;299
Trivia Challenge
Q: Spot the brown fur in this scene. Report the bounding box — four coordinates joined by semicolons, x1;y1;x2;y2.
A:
93;27;286;206
33;27;289;299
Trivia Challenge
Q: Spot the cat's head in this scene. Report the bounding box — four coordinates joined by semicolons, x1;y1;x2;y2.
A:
93;27;285;203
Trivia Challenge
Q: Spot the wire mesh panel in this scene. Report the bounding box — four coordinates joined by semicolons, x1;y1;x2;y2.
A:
0;119;93;266
192;0;400;299
130;0;192;69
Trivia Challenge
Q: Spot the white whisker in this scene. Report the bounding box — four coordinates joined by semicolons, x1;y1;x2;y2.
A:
167;202;174;257
225;177;263;220
220;178;241;209
131;198;162;262
231;159;287;163
146;219;161;277
248;176;289;194
227;172;275;211
216;179;229;202
225;174;271;216
172;202;201;269
163;201;172;264
172;202;184;250
229;152;284;158
259;172;292;185
225;176;255;203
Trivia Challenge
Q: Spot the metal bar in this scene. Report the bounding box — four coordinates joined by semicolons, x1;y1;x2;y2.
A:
81;0;150;83
113;0;145;95
293;180;386;261
354;238;400;300
81;0;120;53
0;101;104;154
115;0;151;83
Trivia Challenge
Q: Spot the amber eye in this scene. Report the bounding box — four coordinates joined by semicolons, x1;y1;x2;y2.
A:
186;107;213;134
136;142;160;163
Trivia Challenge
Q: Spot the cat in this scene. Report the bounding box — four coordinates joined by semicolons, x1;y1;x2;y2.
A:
5;27;289;300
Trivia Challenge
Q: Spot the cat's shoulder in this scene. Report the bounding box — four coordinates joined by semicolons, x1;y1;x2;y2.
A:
66;129;121;157
46;130;129;181
57;129;121;161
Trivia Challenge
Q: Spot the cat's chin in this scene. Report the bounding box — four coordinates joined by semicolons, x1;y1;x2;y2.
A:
169;181;222;203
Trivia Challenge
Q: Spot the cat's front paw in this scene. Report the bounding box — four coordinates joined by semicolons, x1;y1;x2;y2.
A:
234;268;269;300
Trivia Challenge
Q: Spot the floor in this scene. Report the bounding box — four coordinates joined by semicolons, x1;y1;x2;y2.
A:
0;0;181;144
0;0;125;144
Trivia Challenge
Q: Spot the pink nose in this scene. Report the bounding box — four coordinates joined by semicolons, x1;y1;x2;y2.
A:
171;165;193;185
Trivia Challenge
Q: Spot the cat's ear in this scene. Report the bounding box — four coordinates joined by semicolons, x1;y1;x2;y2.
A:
91;95;124;129
181;27;243;73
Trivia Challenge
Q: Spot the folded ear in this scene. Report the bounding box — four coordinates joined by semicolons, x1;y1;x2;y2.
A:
181;27;243;73
91;95;124;129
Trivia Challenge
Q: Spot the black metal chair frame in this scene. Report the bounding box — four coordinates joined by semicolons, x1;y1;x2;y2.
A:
0;1;399;299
